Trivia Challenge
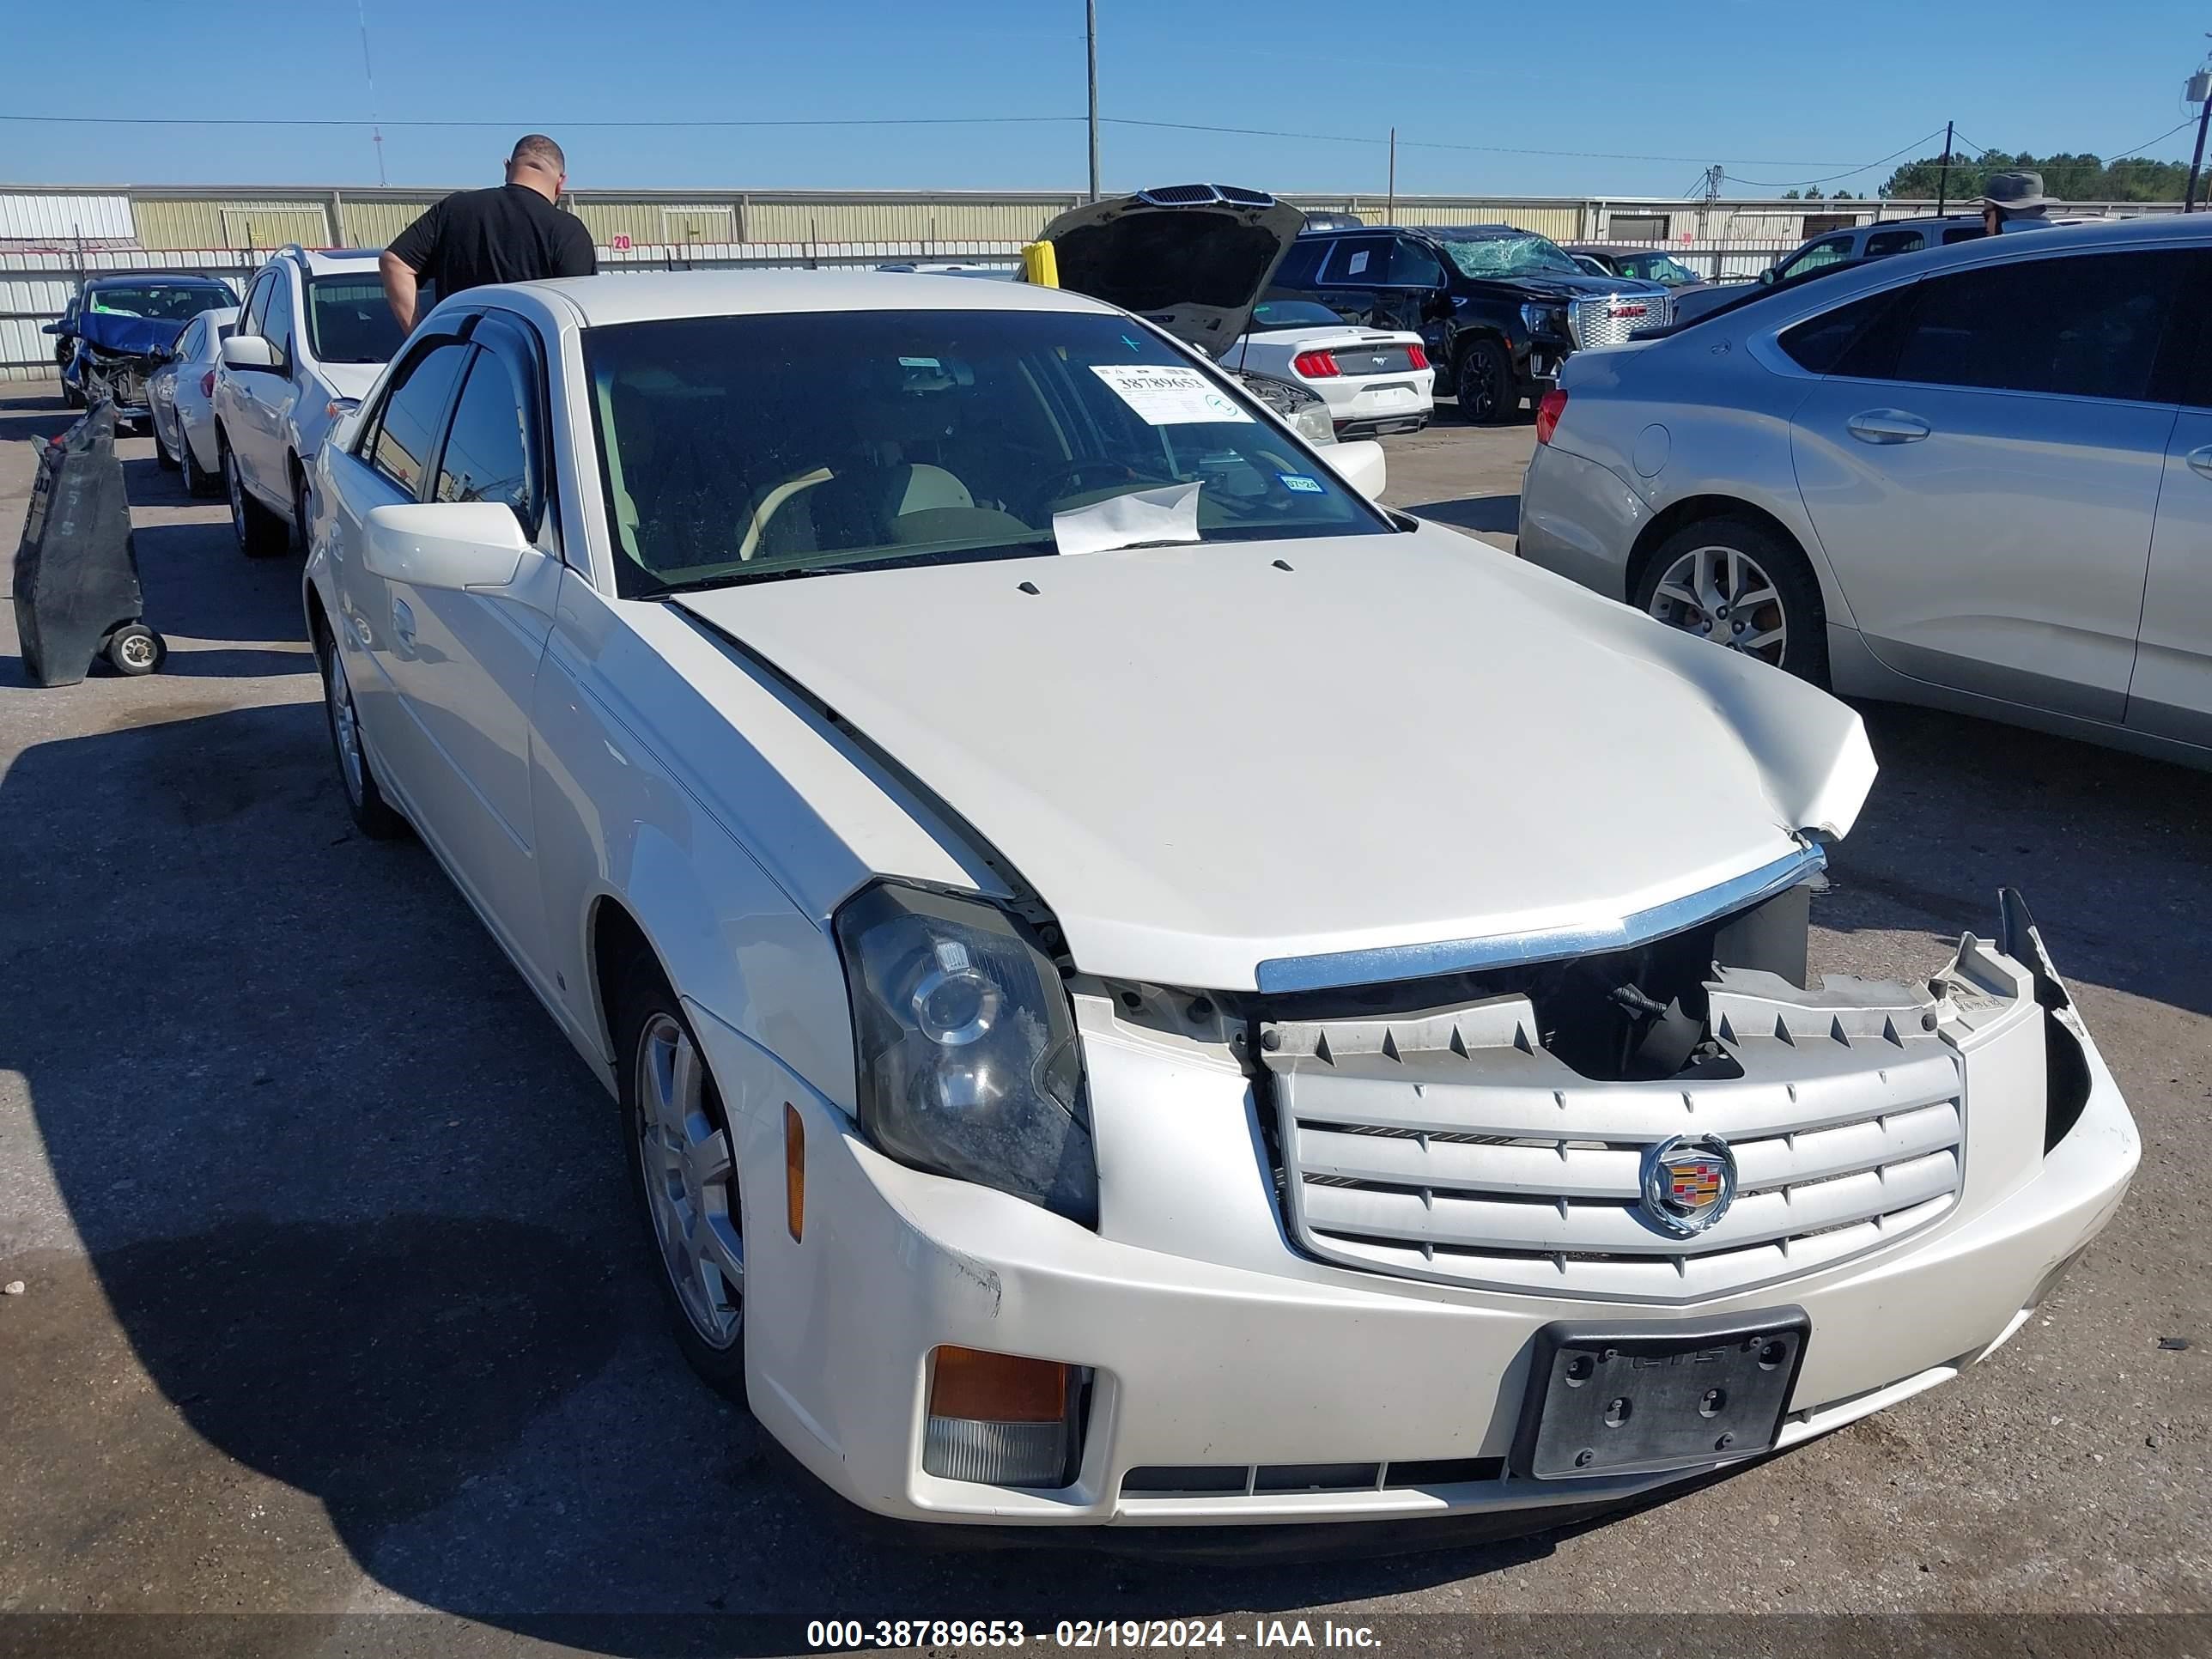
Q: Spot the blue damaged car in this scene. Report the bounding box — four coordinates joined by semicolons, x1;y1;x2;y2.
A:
52;273;239;424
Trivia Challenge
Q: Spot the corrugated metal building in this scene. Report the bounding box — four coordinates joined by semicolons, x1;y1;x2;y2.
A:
5;181;2176;258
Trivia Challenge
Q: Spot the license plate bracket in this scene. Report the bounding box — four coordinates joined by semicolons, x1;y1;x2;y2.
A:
1511;1309;1809;1480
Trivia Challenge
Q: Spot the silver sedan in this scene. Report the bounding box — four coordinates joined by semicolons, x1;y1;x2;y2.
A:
147;305;238;498
1517;215;2212;769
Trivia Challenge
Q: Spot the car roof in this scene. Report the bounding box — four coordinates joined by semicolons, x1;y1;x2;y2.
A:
85;272;232;288
277;246;385;275
481;269;1127;329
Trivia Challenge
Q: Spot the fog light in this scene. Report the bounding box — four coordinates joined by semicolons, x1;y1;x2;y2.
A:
923;1346;1079;1487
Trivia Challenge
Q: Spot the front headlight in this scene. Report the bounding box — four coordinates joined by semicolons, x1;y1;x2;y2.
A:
1521;301;1569;336
836;882;1097;1224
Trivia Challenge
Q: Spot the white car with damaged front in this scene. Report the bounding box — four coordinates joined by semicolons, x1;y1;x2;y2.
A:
302;269;2136;1539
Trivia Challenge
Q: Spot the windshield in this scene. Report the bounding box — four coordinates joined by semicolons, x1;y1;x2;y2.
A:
586;307;1388;596
1248;299;1344;331
1435;234;1581;279
307;275;406;365
86;283;237;323
1622;254;1699;286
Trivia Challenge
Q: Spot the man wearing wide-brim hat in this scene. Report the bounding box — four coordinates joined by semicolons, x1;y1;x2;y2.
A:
1981;169;2056;236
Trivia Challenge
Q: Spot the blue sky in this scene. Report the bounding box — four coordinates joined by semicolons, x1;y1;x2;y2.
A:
6;0;2209;198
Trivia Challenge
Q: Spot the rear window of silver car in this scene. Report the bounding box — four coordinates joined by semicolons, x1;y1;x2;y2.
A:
583;307;1389;596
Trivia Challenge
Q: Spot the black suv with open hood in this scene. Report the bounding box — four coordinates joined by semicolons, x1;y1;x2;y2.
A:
1266;223;1669;423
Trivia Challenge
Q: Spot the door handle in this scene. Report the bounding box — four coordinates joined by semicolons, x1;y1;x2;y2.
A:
1846;410;1932;445
2187;445;2212;482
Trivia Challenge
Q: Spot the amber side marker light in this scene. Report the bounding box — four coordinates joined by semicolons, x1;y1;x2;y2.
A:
783;1103;805;1241
923;1346;1082;1488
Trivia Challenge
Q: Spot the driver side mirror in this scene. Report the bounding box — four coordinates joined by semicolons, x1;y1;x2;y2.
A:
1329;439;1388;501
362;502;534;592
221;334;280;373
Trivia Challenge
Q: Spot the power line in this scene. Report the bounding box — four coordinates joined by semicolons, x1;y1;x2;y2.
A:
1721;128;1948;191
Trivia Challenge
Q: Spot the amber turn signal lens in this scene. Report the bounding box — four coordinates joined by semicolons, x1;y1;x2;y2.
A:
928;1346;1070;1424
783;1103;805;1241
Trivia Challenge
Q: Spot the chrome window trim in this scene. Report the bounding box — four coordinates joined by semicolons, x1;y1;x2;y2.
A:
1254;843;1826;994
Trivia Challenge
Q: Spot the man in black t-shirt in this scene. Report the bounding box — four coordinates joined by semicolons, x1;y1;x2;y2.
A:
380;133;598;331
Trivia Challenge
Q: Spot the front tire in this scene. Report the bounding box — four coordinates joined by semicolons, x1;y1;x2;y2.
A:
1632;518;1829;684
226;442;289;558
1455;338;1514;426
316;626;405;839
617;959;750;1402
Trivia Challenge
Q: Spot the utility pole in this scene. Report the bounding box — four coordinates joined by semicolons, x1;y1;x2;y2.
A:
1386;128;1396;224
1085;0;1100;201
2187;58;2212;212
1935;120;1954;218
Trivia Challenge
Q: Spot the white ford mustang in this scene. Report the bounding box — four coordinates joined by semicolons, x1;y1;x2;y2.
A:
304;268;2136;1537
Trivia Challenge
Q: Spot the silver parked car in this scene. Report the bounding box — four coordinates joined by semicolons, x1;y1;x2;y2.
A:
1518;214;2212;769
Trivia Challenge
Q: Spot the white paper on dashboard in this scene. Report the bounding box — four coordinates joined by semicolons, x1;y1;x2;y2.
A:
1052;482;1203;556
1089;364;1255;426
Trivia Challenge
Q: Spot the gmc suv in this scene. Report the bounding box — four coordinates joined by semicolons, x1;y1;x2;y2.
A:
1265;223;1668;423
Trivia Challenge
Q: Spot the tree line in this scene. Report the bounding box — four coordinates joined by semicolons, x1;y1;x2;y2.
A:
1835;149;2195;204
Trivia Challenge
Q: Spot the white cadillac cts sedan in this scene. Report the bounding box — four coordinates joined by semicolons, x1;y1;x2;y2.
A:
304;270;2137;1537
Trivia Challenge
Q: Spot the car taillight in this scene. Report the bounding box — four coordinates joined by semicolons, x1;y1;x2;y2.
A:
200;371;216;398
1292;349;1341;379
1407;343;1430;370
1535;387;1568;445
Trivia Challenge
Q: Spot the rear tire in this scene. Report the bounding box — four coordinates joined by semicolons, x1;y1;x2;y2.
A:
226;442;289;558
1632;518;1830;685
155;419;180;471
617;956;751;1404
179;432;216;498
1455;338;1514;426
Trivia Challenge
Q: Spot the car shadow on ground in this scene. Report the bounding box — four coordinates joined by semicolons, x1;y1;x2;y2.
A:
1407;492;1519;536
0;702;1628;1651
1816;700;2212;1018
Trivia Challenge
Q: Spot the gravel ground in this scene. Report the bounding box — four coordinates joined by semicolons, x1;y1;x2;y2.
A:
0;386;2204;1656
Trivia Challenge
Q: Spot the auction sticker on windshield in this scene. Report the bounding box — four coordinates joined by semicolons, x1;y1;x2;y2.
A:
1091;364;1253;426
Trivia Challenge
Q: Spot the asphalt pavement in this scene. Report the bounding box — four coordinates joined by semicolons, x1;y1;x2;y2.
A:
0;385;2205;1656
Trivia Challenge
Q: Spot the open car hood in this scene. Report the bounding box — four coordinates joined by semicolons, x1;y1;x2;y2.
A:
1037;185;1309;361
674;524;1876;993
74;311;187;360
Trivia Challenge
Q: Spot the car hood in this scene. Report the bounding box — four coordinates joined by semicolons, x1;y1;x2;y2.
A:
75;311;187;358
1462;272;1669;304
1036;185;1309;361
318;362;383;401
673;525;1875;993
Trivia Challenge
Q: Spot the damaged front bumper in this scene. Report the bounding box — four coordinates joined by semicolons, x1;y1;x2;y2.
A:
710;895;2136;1531
70;348;159;417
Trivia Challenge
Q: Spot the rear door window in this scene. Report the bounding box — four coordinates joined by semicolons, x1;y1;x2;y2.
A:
1322;236;1391;284
1386;236;1445;289
1862;229;1926;259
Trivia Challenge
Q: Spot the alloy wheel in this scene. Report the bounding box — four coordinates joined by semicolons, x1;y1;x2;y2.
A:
634;1013;744;1351
325;645;367;806
1646;544;1789;666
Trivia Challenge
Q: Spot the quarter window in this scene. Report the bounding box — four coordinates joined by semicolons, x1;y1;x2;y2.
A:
1778;289;1907;375
1269;240;1328;289
1885;251;2190;403
367;340;470;496
433;347;535;528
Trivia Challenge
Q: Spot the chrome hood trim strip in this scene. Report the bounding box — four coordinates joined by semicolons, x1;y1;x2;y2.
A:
1254;844;1826;994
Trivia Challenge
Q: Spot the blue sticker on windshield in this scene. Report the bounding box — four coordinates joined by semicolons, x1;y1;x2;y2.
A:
1278;473;1325;494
